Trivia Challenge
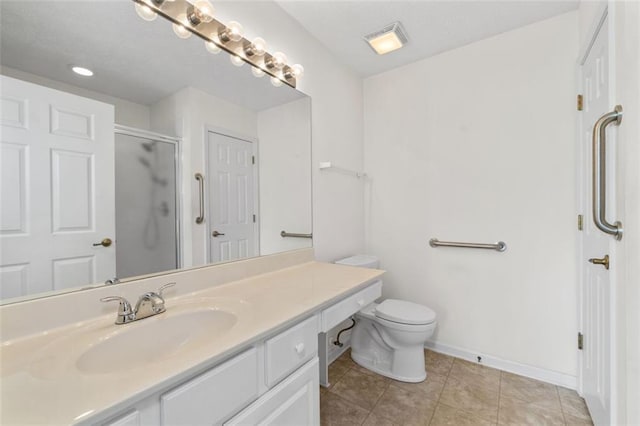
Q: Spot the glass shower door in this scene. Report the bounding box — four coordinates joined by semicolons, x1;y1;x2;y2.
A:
114;131;179;279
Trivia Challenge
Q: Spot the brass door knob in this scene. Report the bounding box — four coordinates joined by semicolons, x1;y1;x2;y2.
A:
212;230;225;237
93;238;113;247
589;254;609;270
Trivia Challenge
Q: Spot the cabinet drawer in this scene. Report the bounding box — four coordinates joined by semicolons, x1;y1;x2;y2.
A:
161;348;259;425
321;281;382;332
265;316;318;388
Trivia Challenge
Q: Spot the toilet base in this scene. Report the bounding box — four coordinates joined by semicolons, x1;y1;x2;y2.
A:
351;351;427;383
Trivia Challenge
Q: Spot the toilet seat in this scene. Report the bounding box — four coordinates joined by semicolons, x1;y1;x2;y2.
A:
374;299;436;325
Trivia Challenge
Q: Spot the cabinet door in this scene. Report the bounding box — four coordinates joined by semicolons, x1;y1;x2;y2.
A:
226;358;319;426
161;348;259;425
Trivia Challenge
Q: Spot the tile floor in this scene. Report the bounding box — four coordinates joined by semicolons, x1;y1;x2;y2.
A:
320;349;593;426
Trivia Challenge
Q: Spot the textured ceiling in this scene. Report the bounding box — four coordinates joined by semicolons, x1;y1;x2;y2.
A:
0;1;304;111
277;1;579;77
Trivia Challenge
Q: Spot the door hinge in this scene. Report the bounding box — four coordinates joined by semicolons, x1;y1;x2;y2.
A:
252;155;255;165
253;214;256;223
578;332;584;350
577;94;583;111
578;214;583;231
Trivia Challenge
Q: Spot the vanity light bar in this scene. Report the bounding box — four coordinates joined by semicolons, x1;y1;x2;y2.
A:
131;0;302;88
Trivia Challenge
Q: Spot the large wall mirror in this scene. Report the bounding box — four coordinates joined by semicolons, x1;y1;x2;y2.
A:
0;1;312;304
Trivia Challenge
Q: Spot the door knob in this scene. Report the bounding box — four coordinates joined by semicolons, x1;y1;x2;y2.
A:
212;230;225;237
93;238;113;247
589;254;609;270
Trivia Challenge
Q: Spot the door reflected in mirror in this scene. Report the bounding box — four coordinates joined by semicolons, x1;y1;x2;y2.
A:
0;1;312;304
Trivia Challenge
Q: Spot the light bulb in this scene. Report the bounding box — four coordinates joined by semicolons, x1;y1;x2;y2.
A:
205;41;221;54
270;77;283;87
71;66;94;77
269;52;287;70
230;55;244;67
290;64;304;79
135;2;157;21
247;37;267;56
251;67;265;78
220;21;244;43
172;14;192;39
192;0;214;23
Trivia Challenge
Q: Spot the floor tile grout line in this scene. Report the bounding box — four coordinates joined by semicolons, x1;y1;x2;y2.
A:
497;370;503;425
425;349;453;425
555;385;570;425
363;380;391;425
330;359;391;415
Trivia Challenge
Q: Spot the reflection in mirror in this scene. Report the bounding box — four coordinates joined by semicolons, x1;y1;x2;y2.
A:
0;1;312;304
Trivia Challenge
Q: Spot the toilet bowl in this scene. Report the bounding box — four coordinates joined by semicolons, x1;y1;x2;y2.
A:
335;255;437;383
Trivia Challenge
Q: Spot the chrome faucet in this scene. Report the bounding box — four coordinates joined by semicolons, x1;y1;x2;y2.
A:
101;283;176;325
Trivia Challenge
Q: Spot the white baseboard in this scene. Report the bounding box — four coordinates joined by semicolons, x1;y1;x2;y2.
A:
425;341;577;390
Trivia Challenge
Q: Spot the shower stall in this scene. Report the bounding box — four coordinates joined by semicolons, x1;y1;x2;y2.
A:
114;126;181;279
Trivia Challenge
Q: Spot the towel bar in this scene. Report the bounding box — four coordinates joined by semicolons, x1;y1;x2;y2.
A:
429;238;506;252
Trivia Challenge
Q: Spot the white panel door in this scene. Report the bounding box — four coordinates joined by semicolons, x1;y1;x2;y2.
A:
207;131;255;263
579;18;614;425
0;75;115;298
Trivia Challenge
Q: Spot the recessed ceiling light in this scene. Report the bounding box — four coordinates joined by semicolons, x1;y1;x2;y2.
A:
71;66;94;77
364;22;408;55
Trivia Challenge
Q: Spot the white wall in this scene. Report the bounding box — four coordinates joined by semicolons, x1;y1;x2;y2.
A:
364;12;579;377
257;97;313;255
213;1;365;261
0;66;151;130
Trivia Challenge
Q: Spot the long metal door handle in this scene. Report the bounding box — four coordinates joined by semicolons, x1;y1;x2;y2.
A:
195;173;205;224
592;105;623;240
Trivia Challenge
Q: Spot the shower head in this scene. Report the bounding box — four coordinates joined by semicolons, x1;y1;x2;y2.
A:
141;141;155;152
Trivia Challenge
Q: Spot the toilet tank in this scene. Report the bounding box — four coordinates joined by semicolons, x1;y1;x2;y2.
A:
335;254;379;269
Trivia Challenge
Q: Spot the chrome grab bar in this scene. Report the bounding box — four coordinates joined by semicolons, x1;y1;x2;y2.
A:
592;105;623;240
195;173;205;224
281;231;312;239
429;238;507;252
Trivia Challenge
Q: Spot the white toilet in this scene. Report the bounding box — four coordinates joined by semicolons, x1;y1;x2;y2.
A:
335;255;437;383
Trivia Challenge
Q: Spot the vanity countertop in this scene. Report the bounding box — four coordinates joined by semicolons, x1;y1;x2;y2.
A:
0;261;384;425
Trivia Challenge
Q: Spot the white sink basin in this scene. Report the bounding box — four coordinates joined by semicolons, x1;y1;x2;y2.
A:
28;297;250;379
76;309;237;375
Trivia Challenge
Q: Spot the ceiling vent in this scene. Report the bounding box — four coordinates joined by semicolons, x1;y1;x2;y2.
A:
364;22;408;55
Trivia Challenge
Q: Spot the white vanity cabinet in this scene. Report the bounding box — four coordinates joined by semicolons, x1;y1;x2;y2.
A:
95;280;382;426
99;315;321;426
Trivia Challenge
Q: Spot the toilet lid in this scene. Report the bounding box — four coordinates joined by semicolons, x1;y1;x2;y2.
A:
374;299;436;325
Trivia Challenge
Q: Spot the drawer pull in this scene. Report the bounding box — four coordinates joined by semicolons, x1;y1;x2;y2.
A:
357;299;365;307
294;343;305;355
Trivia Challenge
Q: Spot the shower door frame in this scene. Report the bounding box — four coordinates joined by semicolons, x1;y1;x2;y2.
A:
114;124;184;270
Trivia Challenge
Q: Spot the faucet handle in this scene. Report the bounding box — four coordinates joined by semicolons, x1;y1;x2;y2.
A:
100;296;134;324
158;282;176;298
